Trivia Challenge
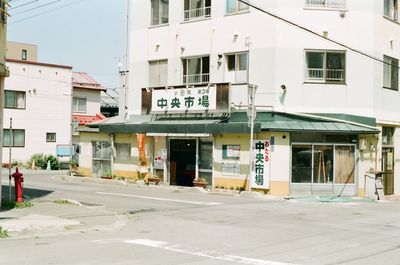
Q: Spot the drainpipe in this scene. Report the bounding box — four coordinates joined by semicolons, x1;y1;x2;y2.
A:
110;134;115;177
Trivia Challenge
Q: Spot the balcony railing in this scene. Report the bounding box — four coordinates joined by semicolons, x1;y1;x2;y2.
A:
184;6;211;21
306;68;345;82
305;0;346;9
183;73;210;84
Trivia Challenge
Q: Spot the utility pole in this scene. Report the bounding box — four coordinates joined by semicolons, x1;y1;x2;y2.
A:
247;84;257;191
123;0;130;118
8;118;12;201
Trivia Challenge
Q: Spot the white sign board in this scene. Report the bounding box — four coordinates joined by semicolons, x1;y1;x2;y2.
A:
151;86;217;113
251;140;270;189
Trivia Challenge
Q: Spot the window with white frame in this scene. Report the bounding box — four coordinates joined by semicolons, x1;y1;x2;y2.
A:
3;129;25;147
73;97;87;113
149;59;168;87
151;0;169;26
182;56;210;84
226;52;248;83
46;133;56;142
305;50;346;83
184;0;211;21
305;0;346;9
115;143;132;161
226;0;249;13
5;90;25;109
383;55;399;90
384;0;398;21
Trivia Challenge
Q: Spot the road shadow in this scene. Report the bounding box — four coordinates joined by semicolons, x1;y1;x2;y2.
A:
1;185;53;212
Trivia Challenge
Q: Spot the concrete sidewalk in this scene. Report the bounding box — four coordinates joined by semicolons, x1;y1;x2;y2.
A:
0;198;128;239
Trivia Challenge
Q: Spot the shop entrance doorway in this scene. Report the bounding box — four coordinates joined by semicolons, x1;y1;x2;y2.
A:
169;139;196;187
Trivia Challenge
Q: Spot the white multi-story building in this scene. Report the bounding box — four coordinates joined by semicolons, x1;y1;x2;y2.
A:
88;0;400;197
3;42;73;163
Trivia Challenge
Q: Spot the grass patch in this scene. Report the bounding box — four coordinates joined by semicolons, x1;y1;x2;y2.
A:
53;199;75;205
1;201;33;210
0;227;8;238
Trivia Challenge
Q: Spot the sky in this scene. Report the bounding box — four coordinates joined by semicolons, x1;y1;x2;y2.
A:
7;0;127;89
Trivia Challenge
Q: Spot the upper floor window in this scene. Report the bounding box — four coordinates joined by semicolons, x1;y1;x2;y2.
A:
73;97;87;113
149;60;168;87
384;0;398;21
22;49;27;60
5;90;25;109
151;0;169;26
382;127;395;146
184;0;211;21
383;55;399;90
182;56;210;84
305;0;346;9
305;50;346;83
226;52;248;83
226;0;249;14
46;132;56;143
3;129;25;147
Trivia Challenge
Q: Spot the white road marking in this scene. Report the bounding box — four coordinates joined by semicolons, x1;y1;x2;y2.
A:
96;191;222;206
124;239;298;265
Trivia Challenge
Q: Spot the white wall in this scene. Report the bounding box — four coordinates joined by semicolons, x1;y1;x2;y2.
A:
3;61;72;162
72;87;101;116
129;0;400;121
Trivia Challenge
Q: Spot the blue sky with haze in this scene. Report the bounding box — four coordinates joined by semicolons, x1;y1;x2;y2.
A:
8;0;126;88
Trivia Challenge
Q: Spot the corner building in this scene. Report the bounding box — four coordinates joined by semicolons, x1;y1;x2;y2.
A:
90;0;400;197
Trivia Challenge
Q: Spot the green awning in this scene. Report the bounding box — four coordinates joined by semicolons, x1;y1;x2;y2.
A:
262;121;379;134
92;112;379;135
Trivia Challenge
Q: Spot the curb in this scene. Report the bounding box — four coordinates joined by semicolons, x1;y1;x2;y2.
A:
55;175;288;201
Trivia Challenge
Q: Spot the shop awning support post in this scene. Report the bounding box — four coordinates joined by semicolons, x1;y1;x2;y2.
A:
247;84;257;191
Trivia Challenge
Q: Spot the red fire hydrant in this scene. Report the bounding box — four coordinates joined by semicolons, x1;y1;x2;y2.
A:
11;167;24;203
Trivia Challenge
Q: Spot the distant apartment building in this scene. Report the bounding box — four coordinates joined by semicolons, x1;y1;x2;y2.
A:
71;72;106;165
3;42;73;163
87;0;400;197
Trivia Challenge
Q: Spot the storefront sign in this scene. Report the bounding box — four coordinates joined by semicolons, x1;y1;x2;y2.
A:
251;140;270;189
151;86;217;113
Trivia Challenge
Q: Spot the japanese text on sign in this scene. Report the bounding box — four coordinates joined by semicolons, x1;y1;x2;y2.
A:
151;86;217;113
252;140;270;189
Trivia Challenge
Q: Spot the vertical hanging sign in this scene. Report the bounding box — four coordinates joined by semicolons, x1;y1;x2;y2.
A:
251;140;270;189
137;134;148;173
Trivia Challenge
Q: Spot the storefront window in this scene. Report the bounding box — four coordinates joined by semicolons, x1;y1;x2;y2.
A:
199;141;213;185
92;141;112;177
292;145;312;183
291;144;355;184
313;145;333;184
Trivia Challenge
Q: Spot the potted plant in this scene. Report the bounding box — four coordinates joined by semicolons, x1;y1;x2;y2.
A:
101;170;113;179
193;177;208;188
146;174;161;185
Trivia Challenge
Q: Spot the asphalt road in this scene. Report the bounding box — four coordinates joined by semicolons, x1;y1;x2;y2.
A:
1;171;400;265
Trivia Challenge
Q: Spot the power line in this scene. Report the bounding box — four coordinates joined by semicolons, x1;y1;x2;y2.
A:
9;0;40;11
9;0;86;24
238;0;396;69
12;0;66;16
